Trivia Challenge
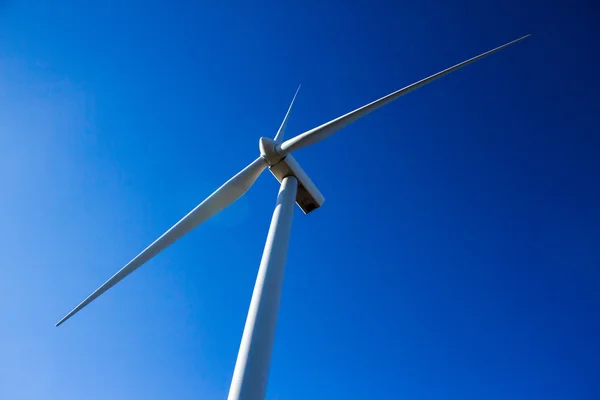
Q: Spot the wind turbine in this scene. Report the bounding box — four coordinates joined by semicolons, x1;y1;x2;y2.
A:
57;34;530;400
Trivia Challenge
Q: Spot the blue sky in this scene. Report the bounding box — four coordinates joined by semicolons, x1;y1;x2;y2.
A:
1;0;599;398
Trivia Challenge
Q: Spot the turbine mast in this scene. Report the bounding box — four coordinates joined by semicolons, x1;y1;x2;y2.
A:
228;176;298;400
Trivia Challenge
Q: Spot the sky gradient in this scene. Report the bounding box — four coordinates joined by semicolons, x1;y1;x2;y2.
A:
1;0;599;399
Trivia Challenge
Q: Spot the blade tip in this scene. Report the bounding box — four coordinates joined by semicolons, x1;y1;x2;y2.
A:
55;312;73;327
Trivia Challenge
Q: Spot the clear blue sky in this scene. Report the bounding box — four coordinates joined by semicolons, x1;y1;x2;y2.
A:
1;0;598;398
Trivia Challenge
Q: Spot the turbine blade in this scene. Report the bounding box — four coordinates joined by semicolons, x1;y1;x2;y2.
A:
56;157;267;327
279;34;530;155
273;85;301;143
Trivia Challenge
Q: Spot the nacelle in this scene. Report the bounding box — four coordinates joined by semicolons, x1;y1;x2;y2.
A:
268;154;325;214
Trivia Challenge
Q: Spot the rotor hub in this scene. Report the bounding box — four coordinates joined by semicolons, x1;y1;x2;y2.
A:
259;137;284;166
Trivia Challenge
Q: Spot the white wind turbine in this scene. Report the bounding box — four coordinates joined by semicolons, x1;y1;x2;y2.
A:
57;34;530;400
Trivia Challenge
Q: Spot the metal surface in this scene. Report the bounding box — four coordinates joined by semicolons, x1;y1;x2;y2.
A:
228;176;298;400
55;33;530;400
268;154;324;214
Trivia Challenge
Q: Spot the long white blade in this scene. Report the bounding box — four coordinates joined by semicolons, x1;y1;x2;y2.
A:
278;34;530;155
273;85;301;143
56;157;267;327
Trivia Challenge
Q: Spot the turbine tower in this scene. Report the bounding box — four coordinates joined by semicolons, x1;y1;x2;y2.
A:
57;34;530;400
